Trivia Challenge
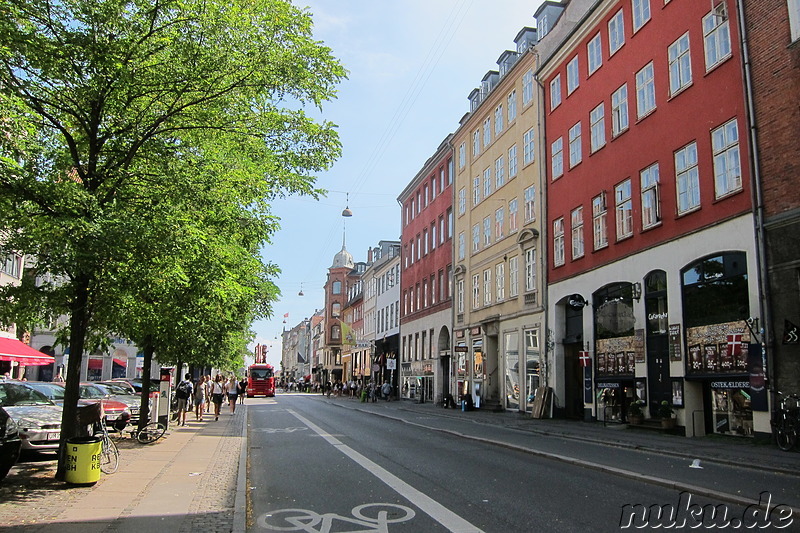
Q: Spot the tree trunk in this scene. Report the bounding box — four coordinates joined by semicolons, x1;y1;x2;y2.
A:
55;277;91;481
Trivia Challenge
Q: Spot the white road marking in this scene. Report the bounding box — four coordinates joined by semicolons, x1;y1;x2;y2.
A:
287;409;484;533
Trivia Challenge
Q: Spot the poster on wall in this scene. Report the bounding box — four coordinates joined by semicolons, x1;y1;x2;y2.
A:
595;335;640;377
597;353;606;374
686;321;751;376
668;324;682;361
703;344;719;372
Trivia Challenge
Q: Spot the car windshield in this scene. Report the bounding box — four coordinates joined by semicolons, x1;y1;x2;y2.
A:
79;384;107;399
0;383;54;407
28;383;65;401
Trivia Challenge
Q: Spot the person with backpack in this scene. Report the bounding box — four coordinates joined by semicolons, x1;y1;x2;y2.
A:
175;373;194;427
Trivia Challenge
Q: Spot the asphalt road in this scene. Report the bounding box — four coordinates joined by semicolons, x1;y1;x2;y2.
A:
246;396;799;532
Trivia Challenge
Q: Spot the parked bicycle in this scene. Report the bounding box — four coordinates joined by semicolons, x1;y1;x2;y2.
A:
771;390;800;451
94;416;120;474
120;417;167;444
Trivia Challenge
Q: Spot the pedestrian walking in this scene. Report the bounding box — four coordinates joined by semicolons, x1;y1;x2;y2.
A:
204;375;212;413
211;374;225;420
175;373;194;426
239;377;247;404
381;381;392;401
194;376;206;421
226;377;239;414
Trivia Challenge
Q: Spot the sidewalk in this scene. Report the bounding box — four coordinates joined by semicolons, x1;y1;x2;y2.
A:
329;395;800;476
0;407;246;533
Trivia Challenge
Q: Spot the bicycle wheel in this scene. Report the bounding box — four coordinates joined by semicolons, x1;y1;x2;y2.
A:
775;419;796;451
100;436;119;474
137;422;166;444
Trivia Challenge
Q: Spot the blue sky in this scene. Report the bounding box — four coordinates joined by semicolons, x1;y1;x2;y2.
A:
251;0;545;367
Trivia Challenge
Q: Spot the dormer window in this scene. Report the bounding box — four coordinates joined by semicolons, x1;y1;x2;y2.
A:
538;15;549;38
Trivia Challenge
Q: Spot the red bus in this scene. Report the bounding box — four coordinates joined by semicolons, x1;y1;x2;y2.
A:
247;364;275;397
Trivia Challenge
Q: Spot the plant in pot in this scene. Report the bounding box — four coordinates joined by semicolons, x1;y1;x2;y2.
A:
658;400;676;429
627;400;645;425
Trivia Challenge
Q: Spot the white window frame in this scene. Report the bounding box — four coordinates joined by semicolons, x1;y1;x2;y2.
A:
483;269;492;306
676;142;701;214
703;3;732;71
457;279;464;314
571;206;585;260
459;142;466;169
615;179;633;240
641;163;661;229
495;156;505;189
458;232;465;260
523;128;535;165
567;56;580;94
495;105;504;136
668;32;692;96
524;247;536;293
473;130;480;157
553;218;565;267
483;117;491;147
587;33;603;75
523;69;534;105
612;84;629;136
496;263;505;302
508;144;518;178
472;224;480;252
483;216;491;246
509;198;519;232
495;207;504;240
592;193;608;250
590;103;606;152
524;186;536;223
473;176;481;206
472;274;480;310
632;0;651;33
569;122;582;168
508;90;517;122
636;62;656;118
550;75;562;110
608;10;625;55
483;167;492;198
458;187;466;215
712;119;742;198
551;137;564;179
509;255;519;297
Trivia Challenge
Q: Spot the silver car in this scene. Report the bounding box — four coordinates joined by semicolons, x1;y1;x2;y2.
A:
95;382;143;423
0;382;62;452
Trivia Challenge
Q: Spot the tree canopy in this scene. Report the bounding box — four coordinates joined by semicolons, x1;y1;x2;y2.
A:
0;0;345;477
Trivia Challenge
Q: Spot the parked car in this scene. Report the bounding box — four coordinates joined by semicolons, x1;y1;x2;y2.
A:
109;378;161;395
96;381;144;423
0;406;22;481
24;382;130;430
0;382;62;452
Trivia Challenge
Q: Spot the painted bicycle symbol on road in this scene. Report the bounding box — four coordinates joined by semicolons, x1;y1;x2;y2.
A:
257;503;415;532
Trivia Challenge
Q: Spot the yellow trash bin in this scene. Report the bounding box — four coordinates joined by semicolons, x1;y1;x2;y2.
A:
65;436;102;485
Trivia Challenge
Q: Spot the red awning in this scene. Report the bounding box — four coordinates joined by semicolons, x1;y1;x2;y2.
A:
87;358;103;370
112;358;126;367
0;337;56;366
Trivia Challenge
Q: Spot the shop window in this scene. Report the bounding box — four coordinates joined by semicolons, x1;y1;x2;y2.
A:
682;252;748;328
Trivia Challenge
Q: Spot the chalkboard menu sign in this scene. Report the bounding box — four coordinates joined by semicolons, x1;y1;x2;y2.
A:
668;324;682;361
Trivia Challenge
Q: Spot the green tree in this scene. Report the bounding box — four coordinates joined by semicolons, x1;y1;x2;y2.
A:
0;0;344;478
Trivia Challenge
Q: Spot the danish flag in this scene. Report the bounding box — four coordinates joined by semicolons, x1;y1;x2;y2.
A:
578;351;592;368
727;334;743;356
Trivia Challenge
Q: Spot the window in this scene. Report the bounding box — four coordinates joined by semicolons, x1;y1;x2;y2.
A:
588;33;603;75
703;3;731;70
457;280;464;314
332;302;341;316
571;207;585;259
790;0;800;42
615;179;633;239
524;186;536;222
447;209;453;240
495;208;504;240
472;224;480;252
423;228;428;255
473;176;481;206
509;145;518;178
676;142;700;214
483;269;492;306
523;69;534;105
458;187;466;215
459;142;466;169
473;130;480;157
567;56;580;94
496;263;505;302
509;256;519;297
539;14;550;38
495;156;505;188
525;247;537;292
632;0;651;33
611;84;629;136
608;10;625;55
424;185;429;207
416;235;421;260
483;216;491;246
712;119;742;198
431;177;437;200
448;159;453;185
569;122;582;168
592;193;608;250
668;33;692;95
458;232;465;260
508;90;517;122
550;75;562;110
641;163;660;228
1;254;21;278
472;274;480;309
522;128;535;166
590;103;606;152
636;62;656;118
332;280;342;294
483;118;491;147
431;223;437;250
551;137;564;179
483;167;492;198
495;105;504;136
509;198;519;232
553;218;565;266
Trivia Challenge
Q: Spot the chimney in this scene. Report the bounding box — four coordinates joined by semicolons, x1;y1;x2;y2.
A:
368;247;373;263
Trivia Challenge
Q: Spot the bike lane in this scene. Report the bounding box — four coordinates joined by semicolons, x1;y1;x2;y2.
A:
246;401;474;533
